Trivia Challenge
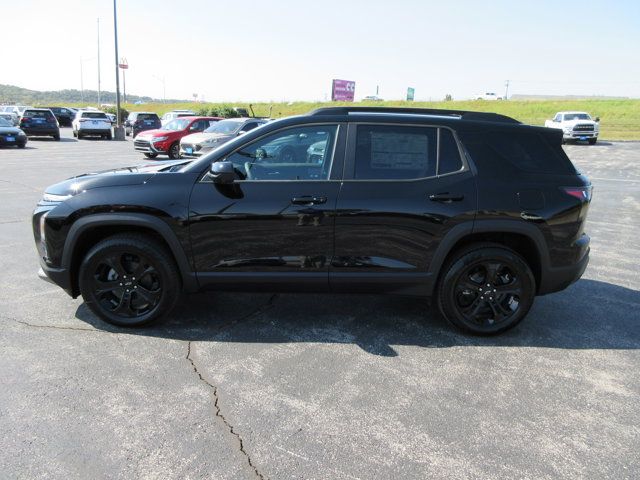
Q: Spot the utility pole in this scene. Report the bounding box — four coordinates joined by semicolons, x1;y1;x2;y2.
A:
504;80;510;100
119;58;128;103
112;0;125;139
97;18;101;106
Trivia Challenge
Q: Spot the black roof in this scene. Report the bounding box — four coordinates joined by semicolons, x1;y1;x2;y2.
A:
309;106;520;125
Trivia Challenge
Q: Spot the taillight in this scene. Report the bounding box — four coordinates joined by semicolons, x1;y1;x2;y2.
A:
562;186;592;202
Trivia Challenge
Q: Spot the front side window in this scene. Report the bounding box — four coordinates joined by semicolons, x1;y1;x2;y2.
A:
354;125;437;179
225;125;338;181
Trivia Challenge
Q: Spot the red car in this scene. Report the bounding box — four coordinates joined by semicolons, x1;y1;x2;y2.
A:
133;116;221;159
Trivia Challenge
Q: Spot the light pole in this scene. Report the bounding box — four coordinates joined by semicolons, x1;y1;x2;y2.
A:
112;0;125;140
504;80;510;100
119;58;128;103
153;75;166;103
97;18;101;106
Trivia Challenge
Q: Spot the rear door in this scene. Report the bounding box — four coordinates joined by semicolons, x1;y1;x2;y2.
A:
331;123;477;295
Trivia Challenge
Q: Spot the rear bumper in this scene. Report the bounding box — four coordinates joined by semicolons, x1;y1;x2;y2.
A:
23;128;59;136
79;128;111;135
538;235;590;295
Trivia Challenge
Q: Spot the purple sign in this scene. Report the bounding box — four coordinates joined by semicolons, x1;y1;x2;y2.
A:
331;79;356;101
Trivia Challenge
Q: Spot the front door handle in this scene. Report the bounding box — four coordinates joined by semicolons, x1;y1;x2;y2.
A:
429;192;464;203
291;196;327;206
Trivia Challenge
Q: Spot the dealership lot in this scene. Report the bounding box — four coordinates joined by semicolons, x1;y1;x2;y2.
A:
1;130;639;479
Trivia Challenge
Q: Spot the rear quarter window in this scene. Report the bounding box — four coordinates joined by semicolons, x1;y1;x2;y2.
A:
459;130;576;175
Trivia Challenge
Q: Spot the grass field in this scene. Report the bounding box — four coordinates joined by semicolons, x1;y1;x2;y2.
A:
74;99;640;140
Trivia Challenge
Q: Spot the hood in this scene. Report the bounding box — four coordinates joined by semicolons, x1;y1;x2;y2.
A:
0;126;22;134
136;128;174;137
182;132;232;144
43;159;191;197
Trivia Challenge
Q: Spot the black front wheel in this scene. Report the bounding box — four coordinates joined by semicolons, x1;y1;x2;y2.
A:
79;234;181;327
144;152;157;159
437;245;535;335
167;142;180;159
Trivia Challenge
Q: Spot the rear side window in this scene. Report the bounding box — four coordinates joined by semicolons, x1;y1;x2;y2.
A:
460;130;576;175
438;129;463;175
355;125;437;179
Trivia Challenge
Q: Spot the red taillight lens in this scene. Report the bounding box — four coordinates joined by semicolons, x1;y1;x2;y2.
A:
563;186;592;202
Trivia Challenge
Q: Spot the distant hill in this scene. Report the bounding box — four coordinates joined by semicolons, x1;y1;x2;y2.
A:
510;94;630;101
0;84;188;105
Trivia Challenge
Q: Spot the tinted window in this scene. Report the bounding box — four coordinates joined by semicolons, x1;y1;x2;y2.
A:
82;112;108;119
226;125;338;181
461;130;576;175
438;129;463;175
138;113;158;121
354;125;437;179
240;122;260;133
24;110;55;120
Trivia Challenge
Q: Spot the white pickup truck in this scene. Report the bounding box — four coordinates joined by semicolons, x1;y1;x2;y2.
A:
544;111;600;144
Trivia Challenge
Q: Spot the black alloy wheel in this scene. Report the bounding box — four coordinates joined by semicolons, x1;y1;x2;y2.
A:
437;245;535;335
79;234;180;327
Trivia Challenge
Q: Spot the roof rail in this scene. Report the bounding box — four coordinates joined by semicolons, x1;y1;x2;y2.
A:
308;106;520;124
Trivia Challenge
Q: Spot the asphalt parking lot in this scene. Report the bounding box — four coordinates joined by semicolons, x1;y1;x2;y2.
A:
1;129;639;479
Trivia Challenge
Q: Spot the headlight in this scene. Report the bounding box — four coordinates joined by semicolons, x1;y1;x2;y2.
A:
42;193;73;202
202;138;218;145
39;212;50;261
152;136;169;142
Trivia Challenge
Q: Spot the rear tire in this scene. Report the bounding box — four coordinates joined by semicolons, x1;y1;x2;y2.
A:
106;132;113;140
144;152;158;159
77;131;83;139
53;134;60;141
436;243;536;335
79;234;181;327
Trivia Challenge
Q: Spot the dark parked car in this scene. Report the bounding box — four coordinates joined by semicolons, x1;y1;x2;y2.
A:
20;108;60;140
47;107;75;127
125;112;161;137
0;117;27;148
33;107;591;334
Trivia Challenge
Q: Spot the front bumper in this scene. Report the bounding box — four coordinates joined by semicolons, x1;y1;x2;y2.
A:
179;143;205;157
563;131;598;139
0;134;27;146
134;138;169;153
38;261;74;297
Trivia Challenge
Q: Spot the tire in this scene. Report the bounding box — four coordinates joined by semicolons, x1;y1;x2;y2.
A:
53;134;60;141
77;131;83;140
17;142;26;149
436;243;536;335
144;152;158;159
106;132;113;140
72;129;77;138
79;234;181;327
167;142;180;159
588;138;597;145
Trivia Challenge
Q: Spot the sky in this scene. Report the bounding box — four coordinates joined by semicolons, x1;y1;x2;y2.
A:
2;0;640;102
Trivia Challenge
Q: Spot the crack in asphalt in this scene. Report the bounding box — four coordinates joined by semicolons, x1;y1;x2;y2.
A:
185;294;277;480
8;317;104;333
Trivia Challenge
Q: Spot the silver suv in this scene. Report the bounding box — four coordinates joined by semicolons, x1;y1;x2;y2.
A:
180;117;268;157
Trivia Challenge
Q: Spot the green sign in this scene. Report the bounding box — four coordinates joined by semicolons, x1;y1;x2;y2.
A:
406;87;415;101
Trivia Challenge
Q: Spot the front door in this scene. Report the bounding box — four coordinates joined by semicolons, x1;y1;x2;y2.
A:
189;123;346;292
331;123;477;295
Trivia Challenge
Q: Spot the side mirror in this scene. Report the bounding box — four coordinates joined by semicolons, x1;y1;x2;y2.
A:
237;130;247;136
595;117;600;122
210;161;236;184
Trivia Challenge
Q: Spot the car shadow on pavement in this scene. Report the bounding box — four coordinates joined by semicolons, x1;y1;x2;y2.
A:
75;278;640;356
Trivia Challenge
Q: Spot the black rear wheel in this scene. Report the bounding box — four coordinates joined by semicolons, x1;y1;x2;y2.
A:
79;234;180;327
437;244;535;335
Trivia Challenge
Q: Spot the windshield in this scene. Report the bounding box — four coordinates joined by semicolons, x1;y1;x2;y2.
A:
204;120;241;135
0;118;12;127
162;118;190;131
564;113;591;121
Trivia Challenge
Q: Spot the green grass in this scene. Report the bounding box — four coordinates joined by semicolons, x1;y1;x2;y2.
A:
67;99;640;140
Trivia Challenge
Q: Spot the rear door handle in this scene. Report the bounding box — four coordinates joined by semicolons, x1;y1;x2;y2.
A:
291;196;327;206
429;192;464;203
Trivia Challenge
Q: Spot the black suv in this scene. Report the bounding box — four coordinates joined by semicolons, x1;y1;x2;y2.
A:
20;108;60;140
124;112;162;137
32;107;591;334
47;107;75;127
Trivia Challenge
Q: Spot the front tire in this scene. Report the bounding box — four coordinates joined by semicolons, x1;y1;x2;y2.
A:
436;244;535;335
167;142;180;159
588;138;597;145
53;134;60;141
79;234;181;327
144;152;158;159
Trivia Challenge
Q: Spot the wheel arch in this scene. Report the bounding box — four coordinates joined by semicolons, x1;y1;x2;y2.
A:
427;220;550;295
62;213;197;297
